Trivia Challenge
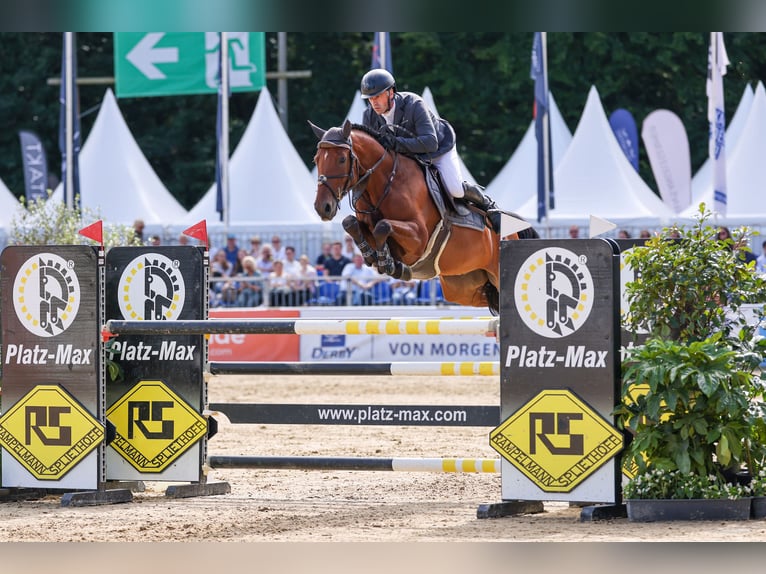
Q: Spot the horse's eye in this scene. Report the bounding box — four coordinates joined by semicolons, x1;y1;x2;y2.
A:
339;156;346;164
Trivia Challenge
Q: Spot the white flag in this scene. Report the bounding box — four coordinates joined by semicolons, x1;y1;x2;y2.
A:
642;109;692;214
707;32;729;216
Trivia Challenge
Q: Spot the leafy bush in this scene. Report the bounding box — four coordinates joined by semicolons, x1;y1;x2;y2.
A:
9;194;141;248
616;205;766;498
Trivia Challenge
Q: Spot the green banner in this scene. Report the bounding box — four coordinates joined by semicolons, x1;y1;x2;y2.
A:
114;32;265;98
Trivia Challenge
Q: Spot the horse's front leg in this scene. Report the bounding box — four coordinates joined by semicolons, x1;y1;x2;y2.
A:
372;219;427;280
342;215;377;267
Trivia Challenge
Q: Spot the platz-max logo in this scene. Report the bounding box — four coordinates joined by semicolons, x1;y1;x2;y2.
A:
13;253;81;337
118;253;185;320
514;247;594;339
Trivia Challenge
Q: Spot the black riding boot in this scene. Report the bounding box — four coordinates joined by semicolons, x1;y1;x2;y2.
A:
462;181;501;234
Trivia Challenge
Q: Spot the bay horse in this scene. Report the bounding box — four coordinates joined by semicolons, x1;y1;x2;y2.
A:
310;119;536;314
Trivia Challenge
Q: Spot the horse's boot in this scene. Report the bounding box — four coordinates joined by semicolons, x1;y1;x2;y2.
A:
462;181;501;234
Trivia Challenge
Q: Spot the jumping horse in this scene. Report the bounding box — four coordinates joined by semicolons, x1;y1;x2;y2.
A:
310;119;537;314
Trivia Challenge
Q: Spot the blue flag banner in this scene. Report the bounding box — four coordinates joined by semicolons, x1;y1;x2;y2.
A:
58;32;81;210
530;32;553;222
609;108;640;172
19;130;49;203
371;32;393;73
708;32;729;216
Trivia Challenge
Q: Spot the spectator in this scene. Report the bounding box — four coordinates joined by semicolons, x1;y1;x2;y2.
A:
247;235;263;257
232;248;247;275
639;229;652;239
716;226;732;242
256;244;275;274
222;234;240;269
315;242;332;272
282;245;301;276
757;240;766;274
270;235;286;261
322;241;350;281
210;249;236;307
717;226;757;265
568;225;580;239
132;219;145;244
235;255;263;307
293;254;318;305
390;278;418;305
340;253;380;306
148;234;161;246
178;234;190;246
268;260;295;306
342;235;359;259
617;229;631;239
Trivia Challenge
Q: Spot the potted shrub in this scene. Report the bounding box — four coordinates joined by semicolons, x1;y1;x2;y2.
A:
614;206;766;521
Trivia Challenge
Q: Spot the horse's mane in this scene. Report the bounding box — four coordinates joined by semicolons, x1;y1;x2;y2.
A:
350;123;381;140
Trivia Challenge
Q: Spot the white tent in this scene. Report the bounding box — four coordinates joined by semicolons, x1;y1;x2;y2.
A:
681;81;766;223
516;85;675;227
50;88;188;226
183;86;318;227
485;92;573;212
421;87;476;185
685;83;754;215
0;177;24;230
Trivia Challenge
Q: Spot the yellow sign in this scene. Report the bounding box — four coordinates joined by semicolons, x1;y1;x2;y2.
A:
490;389;623;492
0;385;104;480
106;380;207;472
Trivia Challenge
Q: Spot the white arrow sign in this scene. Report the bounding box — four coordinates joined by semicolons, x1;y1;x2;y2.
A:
588;215;618;238
126;33;179;80
499;212;533;238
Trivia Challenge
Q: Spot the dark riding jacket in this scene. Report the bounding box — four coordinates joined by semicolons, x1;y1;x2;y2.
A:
362;91;456;162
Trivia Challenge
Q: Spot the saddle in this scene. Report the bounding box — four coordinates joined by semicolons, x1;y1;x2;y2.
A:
419;161;486;233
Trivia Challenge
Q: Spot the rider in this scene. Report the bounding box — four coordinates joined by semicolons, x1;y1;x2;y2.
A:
360;68;501;233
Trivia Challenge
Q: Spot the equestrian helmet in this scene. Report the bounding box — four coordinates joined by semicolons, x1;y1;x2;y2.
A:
360;69;395;99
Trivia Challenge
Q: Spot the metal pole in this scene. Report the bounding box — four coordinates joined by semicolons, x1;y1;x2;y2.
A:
64;32;74;209
541;32;551;237
278;32;288;130
221;32;230;229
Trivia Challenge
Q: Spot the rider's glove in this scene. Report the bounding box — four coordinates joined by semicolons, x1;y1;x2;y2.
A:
378;131;397;150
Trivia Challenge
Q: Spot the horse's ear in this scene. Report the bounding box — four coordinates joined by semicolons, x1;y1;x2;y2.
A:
341;119;352;138
308;121;326;140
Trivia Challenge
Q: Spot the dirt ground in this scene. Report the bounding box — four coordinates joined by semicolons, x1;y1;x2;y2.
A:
2;373;766;546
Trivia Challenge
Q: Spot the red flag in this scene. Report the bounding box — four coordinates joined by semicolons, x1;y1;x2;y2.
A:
78;220;103;245
183;220;208;247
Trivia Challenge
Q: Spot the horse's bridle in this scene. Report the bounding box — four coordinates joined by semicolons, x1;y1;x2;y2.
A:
316;136;393;213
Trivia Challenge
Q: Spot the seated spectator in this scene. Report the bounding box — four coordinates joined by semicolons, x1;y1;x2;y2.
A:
235;255;263;307
390;278;418;305
315;242;332;272
340;253;381;306
270;234;286;261
282;245;301;276
268;260;296;306
247;235;262;257
293;254;318;305
342;235;359;259
256;244;275;275
323;240;350;280
210;248;237;307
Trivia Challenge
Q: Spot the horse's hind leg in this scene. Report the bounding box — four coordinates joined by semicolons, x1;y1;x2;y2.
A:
439;270;492;310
